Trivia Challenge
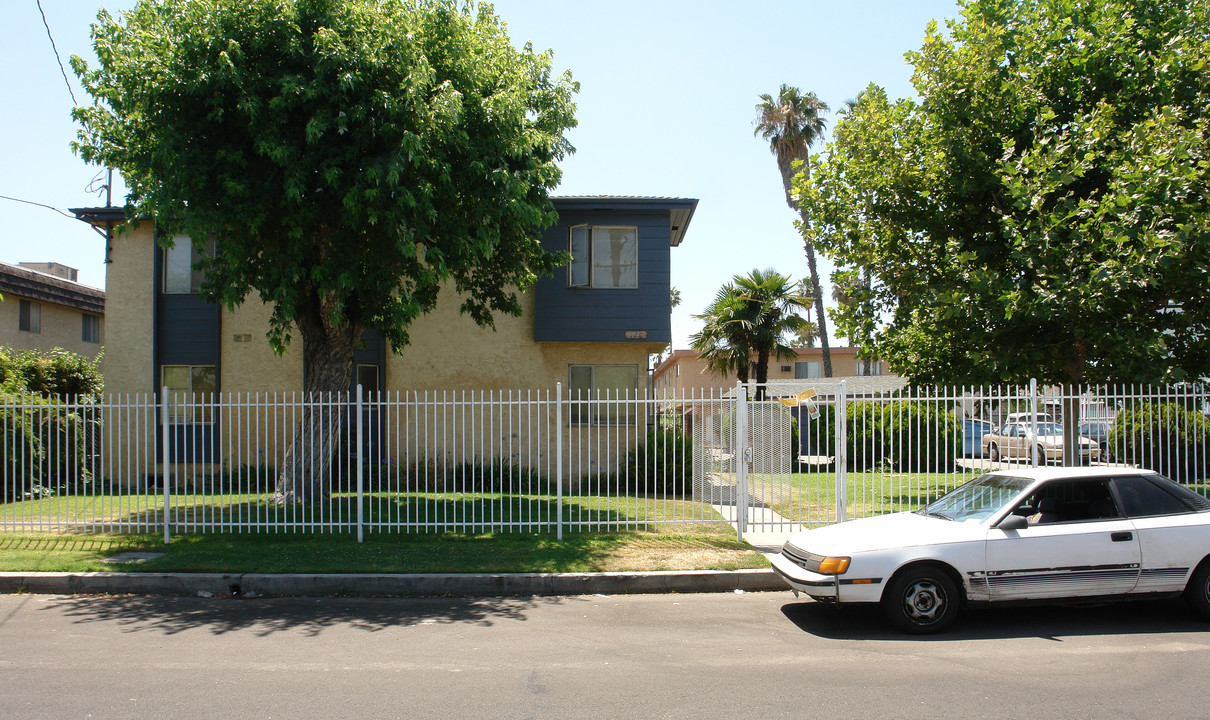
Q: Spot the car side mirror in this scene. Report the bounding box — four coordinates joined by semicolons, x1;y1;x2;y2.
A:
998;515;1029;531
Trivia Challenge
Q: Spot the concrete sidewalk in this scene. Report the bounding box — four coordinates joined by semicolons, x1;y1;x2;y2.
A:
0;568;784;598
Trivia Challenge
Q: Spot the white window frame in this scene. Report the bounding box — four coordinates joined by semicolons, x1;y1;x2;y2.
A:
162;364;217;424
567;225;639;289
164;235;212;294
568;364;639;425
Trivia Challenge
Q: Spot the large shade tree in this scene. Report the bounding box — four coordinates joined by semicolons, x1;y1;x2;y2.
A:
755;85;833;376
72;0;578;501
689;268;813;399
796;0;1210;388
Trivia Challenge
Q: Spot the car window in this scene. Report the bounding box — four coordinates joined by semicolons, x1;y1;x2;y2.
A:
1016;479;1121;525
1113;475;1206;517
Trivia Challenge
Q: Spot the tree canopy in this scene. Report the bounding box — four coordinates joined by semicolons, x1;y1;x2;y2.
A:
689;268;812;398
795;0;1210;386
72;0;578;392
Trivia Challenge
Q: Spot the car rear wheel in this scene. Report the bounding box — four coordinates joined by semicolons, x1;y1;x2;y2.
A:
882;565;960;634
1184;560;1210;620
989;444;999;462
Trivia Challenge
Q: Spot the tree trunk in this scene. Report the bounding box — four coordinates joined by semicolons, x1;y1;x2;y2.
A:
271;310;362;505
779;154;833;377
754;349;770;400
803;243;833;377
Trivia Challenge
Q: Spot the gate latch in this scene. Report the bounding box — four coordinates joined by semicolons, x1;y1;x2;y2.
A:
743;447;753;463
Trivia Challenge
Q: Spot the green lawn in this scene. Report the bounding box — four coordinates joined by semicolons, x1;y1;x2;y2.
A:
1;491;728;534
0;528;768;574
0;490;771;574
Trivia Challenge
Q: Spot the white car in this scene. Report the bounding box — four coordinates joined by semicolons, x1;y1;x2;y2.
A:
772;467;1210;633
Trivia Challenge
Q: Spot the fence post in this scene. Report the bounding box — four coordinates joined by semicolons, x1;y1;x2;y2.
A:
161;387;171;544
1030;378;1039;468
556;382;563;541
836;381;848;524
736;382;749;541
356;384;364;543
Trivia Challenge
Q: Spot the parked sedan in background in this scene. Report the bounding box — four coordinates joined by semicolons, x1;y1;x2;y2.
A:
962;419;994;457
982;422;1100;463
1080;420;1114;461
772;467;1210;633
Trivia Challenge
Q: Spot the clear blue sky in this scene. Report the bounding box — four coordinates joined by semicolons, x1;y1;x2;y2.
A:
1;0;961;349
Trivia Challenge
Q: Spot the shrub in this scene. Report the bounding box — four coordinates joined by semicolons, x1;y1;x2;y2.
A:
793;399;959;472
1113;403;1208;482
622;427;694;496
1;348;104;500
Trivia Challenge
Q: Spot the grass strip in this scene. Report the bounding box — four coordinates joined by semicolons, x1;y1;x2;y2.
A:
0;527;769;575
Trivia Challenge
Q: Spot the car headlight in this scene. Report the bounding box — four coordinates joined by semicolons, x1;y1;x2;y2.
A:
782;545;851;575
817;556;851;575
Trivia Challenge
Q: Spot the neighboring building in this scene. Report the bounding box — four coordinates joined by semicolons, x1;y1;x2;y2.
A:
652;347;896;398
0;261;104;358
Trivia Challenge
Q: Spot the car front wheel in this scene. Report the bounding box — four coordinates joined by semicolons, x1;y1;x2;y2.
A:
1185;560;1210;620
882;565;960;634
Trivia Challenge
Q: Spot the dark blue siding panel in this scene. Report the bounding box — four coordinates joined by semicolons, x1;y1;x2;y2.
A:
534;205;674;343
158;295;221;365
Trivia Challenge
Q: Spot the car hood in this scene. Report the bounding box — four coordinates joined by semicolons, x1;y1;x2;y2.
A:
784;512;988;556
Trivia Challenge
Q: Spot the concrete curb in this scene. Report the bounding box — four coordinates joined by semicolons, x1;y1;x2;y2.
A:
0;569;785;598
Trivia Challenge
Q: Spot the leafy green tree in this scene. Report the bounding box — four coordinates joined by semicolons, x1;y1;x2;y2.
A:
755;85;833;376
689;268;812;399
796;0;1210;387
72;0;578;501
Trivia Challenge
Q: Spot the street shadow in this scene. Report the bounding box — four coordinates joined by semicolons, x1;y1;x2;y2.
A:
780;597;1210;641
46;593;574;637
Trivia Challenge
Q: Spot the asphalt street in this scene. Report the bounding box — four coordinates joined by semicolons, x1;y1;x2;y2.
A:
3;591;1210;719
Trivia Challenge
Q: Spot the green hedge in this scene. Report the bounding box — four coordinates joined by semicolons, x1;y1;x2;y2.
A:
1112;403;1208;482
797;400;959;472
622;427;693;496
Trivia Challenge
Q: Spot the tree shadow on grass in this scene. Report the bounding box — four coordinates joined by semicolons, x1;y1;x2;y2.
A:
45;593;574;637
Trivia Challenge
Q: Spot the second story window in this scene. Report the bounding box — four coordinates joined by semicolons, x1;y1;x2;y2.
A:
18;300;40;333
568;225;638;289
163;234;208;294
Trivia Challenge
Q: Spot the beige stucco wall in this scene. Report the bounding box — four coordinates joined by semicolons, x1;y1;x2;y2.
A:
101;223;156;396
220;297;305;394
209;285;660;482
0;293;103;358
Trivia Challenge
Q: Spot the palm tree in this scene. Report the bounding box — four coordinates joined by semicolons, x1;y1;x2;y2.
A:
689;268;812;399
755;84;833;376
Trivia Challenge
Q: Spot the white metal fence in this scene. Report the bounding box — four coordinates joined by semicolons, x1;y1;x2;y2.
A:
2;380;1207;539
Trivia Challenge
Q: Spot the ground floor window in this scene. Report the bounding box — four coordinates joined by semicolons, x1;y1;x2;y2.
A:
568;364;639;425
162;364;216;423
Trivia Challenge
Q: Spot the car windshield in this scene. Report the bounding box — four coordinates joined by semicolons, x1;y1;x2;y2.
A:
917;474;1033;523
1034;423;1063;435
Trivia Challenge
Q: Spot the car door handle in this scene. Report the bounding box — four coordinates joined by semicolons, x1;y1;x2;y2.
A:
1111;532;1133;542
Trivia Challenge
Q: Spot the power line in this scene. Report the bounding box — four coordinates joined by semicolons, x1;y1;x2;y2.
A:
36;0;78;107
0;194;78;221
